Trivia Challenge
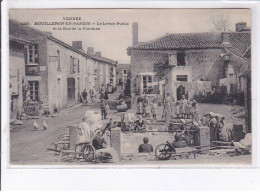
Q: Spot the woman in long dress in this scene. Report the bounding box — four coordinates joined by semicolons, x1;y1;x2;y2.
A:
180;95;187;118
164;93;172;128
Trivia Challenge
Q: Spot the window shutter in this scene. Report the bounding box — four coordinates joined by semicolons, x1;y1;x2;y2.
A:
24;45;29;64
73;58;77;73
70;56;73;73
78;59;80;73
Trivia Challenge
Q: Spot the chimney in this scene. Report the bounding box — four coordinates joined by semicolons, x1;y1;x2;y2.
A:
236;22;247;32
87;47;94;54
72;41;84;51
222;32;230;45
132;22;138;46
95;52;101;57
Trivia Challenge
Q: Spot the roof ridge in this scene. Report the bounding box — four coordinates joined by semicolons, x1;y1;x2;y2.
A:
134;32;221;46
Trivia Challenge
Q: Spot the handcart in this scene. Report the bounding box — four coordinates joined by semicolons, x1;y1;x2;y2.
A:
59;127;101;162
155;140;203;160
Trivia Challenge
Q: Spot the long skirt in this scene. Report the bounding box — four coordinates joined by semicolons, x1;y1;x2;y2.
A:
137;102;143;114
210;126;219;141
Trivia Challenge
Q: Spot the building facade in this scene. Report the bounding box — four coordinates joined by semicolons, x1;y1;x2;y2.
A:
9;19;118;115
116;64;131;88
127;22;251;102
9;36;32;121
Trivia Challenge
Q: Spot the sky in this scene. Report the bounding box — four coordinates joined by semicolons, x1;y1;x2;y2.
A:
9;9;251;64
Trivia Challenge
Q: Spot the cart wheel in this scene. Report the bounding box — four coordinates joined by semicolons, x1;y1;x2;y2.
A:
83;144;95;162
155;144;174;160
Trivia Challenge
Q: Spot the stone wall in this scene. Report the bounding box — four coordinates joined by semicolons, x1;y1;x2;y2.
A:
47;39;87;111
10;19;49;108
9;41;26;117
130;49;223;97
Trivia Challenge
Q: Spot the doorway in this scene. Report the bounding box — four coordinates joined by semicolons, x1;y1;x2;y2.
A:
177;85;185;100
10;94;19;121
67;78;75;101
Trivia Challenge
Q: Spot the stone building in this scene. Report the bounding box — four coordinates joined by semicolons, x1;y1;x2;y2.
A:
9;19;118;114
86;47;117;91
127;22;251;102
9;35;32;121
116;64;131;88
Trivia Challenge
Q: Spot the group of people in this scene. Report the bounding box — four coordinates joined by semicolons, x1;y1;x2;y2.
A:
81;88;96;105
100;83;109;100
163;93;199;121
136;93;199;123
200;113;225;142
136;95;158;119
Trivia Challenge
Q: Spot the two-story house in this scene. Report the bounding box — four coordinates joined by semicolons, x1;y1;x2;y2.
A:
127;22;251;102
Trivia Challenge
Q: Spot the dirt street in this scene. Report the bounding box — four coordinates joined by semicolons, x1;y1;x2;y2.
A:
10;93;250;165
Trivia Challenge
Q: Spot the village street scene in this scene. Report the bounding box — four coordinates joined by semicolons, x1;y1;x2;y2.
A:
8;9;251;165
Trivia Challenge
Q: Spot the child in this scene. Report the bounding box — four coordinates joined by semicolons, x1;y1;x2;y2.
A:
175;101;181;118
101;99;109;119
201;115;207;126
151;100;158;120
186;100;192;119
190;102;199;122
180;95;187;118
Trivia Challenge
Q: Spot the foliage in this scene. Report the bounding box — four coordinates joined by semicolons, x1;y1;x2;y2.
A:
124;71;131;97
154;59;169;79
210;14;231;32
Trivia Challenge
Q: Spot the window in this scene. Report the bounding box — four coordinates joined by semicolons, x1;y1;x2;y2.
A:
143;75;153;93
28;81;39;101
27;45;39;64
123;69;127;74
69;57;79;73
57;50;61;71
176;75;188;82
73;58;77;73
169;53;176;66
177;53;185;66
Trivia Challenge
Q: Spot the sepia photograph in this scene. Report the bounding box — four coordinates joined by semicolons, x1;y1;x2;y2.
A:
8;8;252;166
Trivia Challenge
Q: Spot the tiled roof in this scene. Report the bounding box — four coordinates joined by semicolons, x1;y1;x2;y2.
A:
9;35;33;44
130;32;224;50
91;55;118;65
129;32;251;59
227;32;251;58
10;19;117;65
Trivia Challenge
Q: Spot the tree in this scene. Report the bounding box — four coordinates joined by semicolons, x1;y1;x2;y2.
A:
210;14;231;32
124;71;131;97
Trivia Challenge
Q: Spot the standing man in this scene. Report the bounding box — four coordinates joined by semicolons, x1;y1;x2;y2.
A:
100;99;106;119
82;89;88;105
